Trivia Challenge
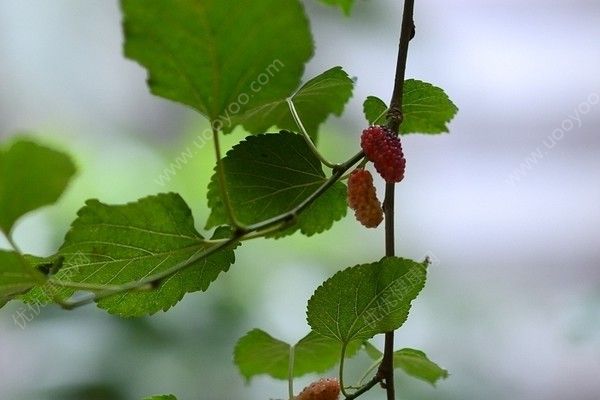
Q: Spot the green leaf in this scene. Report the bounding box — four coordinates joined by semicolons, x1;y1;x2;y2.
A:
206;132;347;237
0;250;40;307
229;66;354;140
394;348;449;386
307;257;428;344
121;0;313;125
401;79;458;134
18;255;83;307
363;96;388;125
0;138;76;235
234;329;290;381
362;341;383;361
234;329;360;381
294;331;361;376
143;395;177;400
317;0;355;15
363;344;448;386
50;193;236;317
363;81;457;134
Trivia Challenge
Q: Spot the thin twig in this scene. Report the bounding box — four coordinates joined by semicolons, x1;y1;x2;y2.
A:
243;150;364;233
386;1;416;134
55;235;239;309
50;151;365;310
344;376;381;400
378;1;416;399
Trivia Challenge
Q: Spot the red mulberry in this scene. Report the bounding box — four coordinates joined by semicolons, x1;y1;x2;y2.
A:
360;125;406;183
296;378;340;400
347;169;383;228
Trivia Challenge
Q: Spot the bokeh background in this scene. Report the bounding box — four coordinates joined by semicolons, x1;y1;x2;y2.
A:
1;0;599;399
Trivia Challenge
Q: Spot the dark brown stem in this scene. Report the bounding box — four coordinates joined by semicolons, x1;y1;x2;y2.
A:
387;0;416;135
378;1;416;400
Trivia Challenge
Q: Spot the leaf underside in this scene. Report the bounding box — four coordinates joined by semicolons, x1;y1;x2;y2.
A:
229;66;354;141
0;138;76;235
317;0;355;15
363;96;388;125
234;328;361;381
363;342;448;386
402;79;458;134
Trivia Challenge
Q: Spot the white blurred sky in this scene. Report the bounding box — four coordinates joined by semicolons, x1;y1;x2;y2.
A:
1;1;599;399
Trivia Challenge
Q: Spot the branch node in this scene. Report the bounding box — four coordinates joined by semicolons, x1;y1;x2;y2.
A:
386;107;404;134
234;226;249;237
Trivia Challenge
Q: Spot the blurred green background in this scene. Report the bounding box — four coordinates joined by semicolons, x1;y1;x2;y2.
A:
1;1;599;399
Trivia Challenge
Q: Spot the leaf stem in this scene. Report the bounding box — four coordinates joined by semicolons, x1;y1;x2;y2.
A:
237;219;292;241
288;345;296;400
54;235;239;309
378;1;416;399
49;281;129;292
357;357;383;386
211;127;246;230
286;97;338;169
339;342;350;398
372;108;389;126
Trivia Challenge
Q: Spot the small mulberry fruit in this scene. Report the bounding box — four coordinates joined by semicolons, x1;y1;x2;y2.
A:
360;125;406;183
296;378;340;400
347;169;384;228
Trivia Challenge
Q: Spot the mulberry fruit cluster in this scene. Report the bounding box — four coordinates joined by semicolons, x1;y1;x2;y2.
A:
360;125;406;183
296;378;340;400
347;169;384;228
